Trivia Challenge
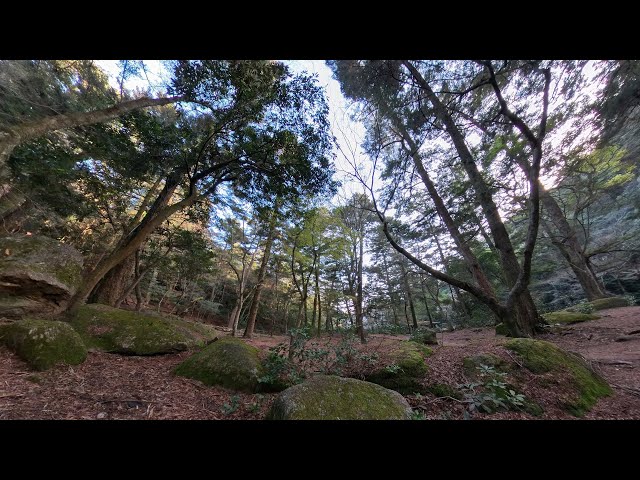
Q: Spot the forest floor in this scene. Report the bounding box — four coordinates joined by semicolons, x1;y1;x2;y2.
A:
1;306;639;420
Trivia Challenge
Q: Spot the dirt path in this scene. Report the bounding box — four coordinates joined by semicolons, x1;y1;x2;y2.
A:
1;307;638;419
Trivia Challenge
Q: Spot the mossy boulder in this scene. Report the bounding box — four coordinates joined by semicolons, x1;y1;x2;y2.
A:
505;338;612;416
410;327;438;345
543;311;600;324
495;323;509;336
426;383;461;399
173;337;264;393
364;341;430;394
0;318;87;370
70;304;218;355
0;235;83;318
462;353;509;379
266;375;413;420
588;297;630;310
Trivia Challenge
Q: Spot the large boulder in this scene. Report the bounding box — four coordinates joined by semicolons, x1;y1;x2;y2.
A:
0;235;83;317
173;337;264;392
0;318;87;370
505;338;612;416
364;341;430;394
267;375;413;420
410;327;438;345
70;304;218;355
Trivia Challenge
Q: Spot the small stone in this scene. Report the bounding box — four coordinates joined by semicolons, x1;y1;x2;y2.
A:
96;412;107;420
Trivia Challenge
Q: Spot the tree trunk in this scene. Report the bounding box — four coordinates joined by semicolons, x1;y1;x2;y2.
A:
381;253;400;325
67;173;198;312
90;253;136;306
295;296;306;329
540;192;609;300
400;262;418;329
243;210;278;338
228;305;239;329
356;228;366;344
397;121;498;298
145;268;158;306
315;264;322;337
419;279;434;327
403;60;543;336
114;249;148;308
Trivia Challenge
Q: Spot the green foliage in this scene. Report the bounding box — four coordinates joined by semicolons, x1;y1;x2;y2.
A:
458;365;527;416
220;395;241;416
258;344;305;391
247;394;265;414
366;323;412;335
258;329;384;389
410;410;427;420
383;364;403;375
575;301;595;314
624;294;640;306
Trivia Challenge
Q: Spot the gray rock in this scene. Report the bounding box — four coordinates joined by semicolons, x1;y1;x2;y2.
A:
0;235;83;317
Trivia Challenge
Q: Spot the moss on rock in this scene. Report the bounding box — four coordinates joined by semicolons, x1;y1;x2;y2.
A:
0;318;87;370
364;341;430;394
266;375;413;420
173;337;264;392
70;304;218;355
588;297;630;310
543;311;600;324
426;383;461;399
505;338;612;416
410;327;438;345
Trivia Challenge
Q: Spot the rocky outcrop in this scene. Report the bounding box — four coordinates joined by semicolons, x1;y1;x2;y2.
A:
70;304;218;355
0;234;83;318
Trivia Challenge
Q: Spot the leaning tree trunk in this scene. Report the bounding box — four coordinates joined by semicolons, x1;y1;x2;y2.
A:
90;253;136;306
540;192;609;300
0;95;183;173
403;60;543;337
67;173;196;312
